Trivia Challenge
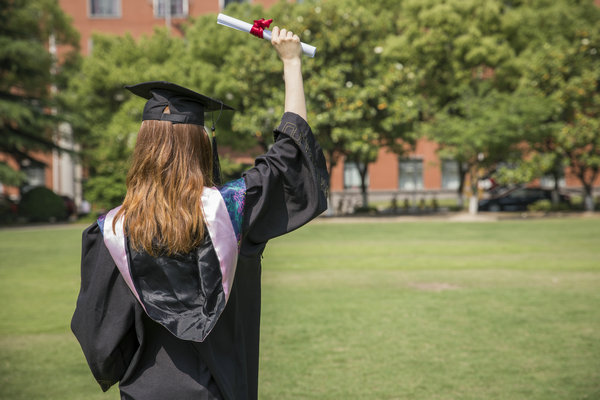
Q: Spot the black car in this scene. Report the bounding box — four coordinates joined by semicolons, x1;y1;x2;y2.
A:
478;187;570;212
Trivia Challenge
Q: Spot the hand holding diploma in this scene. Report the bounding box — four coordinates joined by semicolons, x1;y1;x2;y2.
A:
217;13;317;58
272;26;307;121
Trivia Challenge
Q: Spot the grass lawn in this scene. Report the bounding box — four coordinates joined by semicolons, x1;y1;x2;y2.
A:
1;218;599;399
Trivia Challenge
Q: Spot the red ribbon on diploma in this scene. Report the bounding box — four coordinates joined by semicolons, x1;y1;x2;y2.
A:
249;18;273;38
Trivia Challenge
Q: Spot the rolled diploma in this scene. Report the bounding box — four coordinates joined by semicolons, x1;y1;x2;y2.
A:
217;13;316;58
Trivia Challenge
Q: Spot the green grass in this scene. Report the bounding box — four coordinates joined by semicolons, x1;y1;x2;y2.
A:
1;218;599;399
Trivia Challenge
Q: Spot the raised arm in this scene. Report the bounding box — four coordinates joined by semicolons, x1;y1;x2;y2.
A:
271;26;307;121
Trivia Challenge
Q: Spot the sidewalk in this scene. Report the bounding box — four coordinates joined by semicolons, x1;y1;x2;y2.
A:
314;211;599;224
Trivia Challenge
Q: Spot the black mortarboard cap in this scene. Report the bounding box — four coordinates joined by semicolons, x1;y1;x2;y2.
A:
125;81;233;126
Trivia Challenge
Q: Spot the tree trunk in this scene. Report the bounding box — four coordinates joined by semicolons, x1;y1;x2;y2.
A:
326;150;337;216
469;195;478;215
574;168;598;212
457;164;468;210
358;162;369;209
469;172;479;215
583;184;595;212
551;170;560;205
457;193;465;210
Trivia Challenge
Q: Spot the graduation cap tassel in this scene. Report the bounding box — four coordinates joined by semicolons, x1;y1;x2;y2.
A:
211;102;225;186
212;134;222;186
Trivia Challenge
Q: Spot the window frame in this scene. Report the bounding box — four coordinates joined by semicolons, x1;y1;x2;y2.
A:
88;0;122;18
20;159;46;192
398;157;424;190
441;159;460;190
343;161;369;190
153;0;189;18
540;172;566;189
220;0;248;10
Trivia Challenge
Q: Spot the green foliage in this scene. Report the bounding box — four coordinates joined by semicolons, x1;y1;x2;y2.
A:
556;111;600;210
0;163;25;187
18;186;66;222
0;195;17;224
223;0;417;206
67;0;416;208
383;0;536;207
382;0;600;211
528;199;552;212
353;205;378;215
219;156;248;182
494;152;564;187
527;199;571;212
509;1;600;210
0;0;79;185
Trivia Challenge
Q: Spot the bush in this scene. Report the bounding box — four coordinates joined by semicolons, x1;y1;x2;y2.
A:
528;199;571;213
19;186;67;222
354;205;378;215
0;196;18;224
528;199;552;212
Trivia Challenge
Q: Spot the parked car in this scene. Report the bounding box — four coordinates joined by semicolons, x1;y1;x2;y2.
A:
478;187;570;212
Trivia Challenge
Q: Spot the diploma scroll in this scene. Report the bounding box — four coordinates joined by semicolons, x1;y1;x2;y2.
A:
217;13;317;58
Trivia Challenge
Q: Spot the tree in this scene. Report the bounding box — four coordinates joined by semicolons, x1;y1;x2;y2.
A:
0;0;79;187
510;0;600;211
429;87;554;213
384;0;553;213
224;0;411;209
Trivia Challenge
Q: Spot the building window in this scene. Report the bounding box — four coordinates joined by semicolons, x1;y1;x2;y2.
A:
540;172;565;188
220;0;247;10
441;159;460;190
344;161;368;189
89;0;121;17
154;0;189;18
20;160;46;192
398;158;423;190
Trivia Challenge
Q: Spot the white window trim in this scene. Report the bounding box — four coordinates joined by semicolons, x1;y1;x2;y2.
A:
343;161;369;190
88;0;122;18
220;0;249;11
398;157;424;190
153;0;189;18
441;159;460;190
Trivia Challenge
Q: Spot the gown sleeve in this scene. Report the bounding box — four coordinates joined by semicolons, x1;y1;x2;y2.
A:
242;112;329;248
71;222;141;392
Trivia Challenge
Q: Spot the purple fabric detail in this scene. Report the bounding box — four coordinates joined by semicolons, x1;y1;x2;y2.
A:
218;178;246;249
102;207;147;312
97;213;106;232
202;187;238;301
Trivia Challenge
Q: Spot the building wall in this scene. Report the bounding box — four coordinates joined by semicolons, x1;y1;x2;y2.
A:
331;138;443;193
331;134;600;207
60;0;282;55
60;0;215;54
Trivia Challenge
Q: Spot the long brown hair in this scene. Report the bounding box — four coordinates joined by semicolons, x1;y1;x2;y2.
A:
113;118;213;256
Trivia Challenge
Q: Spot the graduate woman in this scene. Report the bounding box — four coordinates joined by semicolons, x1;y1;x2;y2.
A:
72;27;328;400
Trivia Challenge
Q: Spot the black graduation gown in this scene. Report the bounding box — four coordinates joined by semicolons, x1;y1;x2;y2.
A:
71;112;329;400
